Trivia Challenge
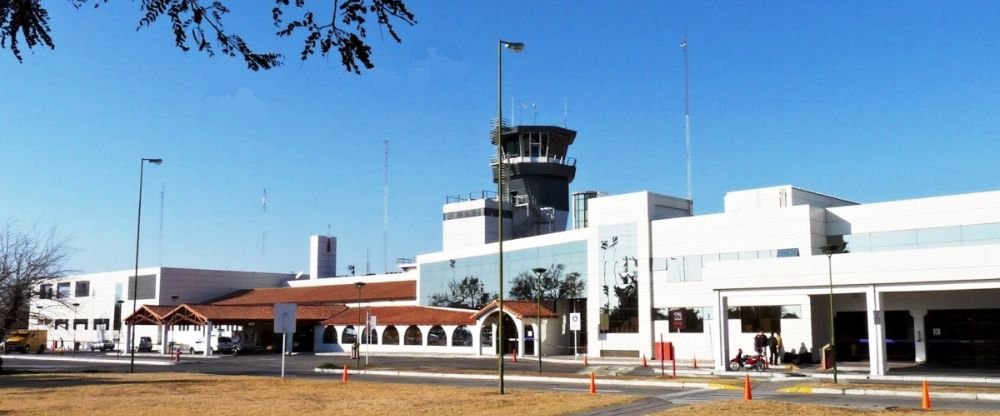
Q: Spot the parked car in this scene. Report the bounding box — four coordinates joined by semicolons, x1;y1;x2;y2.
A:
135;336;153;352
192;336;236;354
88;340;115;352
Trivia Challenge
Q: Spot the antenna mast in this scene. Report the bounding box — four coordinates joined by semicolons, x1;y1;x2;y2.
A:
261;188;268;258
383;138;389;273
681;35;693;203
563;98;568;128
158;185;164;266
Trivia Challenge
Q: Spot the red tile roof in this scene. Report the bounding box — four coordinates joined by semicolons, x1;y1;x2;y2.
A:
320;306;476;326
124;305;179;324
163;304;349;325
471;300;557;321
210;280;416;305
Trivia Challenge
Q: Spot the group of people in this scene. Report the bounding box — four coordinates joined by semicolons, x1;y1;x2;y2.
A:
753;331;783;365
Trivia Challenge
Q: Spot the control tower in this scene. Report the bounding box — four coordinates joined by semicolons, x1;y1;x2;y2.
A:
491;125;578;238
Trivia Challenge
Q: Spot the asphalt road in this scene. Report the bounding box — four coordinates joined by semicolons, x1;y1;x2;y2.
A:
3;352;998;415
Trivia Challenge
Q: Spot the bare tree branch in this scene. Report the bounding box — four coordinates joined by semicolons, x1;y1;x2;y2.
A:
0;220;72;330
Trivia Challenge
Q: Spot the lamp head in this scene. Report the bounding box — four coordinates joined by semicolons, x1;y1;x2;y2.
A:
145;158;163;165
502;41;525;53
532;267;547;276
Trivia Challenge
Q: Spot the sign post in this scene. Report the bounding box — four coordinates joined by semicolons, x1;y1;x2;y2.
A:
569;312;581;358
273;303;297;379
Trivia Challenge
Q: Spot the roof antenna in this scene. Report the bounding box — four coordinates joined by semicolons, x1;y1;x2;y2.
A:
562;98;568;128
261;188;268;259
383;137;389;274
158;184;164;266
681;34;693;204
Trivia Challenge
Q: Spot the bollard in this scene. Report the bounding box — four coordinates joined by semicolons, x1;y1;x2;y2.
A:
584;354;588;366
693;355;698;369
342;364;349;383
641;354;648;368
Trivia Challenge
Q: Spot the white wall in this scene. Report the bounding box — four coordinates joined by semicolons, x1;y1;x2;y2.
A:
827;189;1000;235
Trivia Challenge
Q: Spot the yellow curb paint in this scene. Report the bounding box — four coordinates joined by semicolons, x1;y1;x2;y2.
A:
707;383;742;390
778;386;813;394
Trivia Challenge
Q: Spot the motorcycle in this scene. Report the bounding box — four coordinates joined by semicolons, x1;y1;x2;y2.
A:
728;348;767;372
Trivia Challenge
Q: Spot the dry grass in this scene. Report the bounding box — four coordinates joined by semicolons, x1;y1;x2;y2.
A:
0;372;634;415
654;400;1000;416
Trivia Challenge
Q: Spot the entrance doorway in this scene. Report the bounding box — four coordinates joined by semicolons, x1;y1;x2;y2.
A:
926;309;1000;366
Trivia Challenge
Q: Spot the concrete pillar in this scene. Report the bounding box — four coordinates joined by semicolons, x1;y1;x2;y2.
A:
515;319;525;357
866;286;887;376
203;321;214;357
712;291;730;372
911;309;927;363
473;323;482;356
160;325;169;355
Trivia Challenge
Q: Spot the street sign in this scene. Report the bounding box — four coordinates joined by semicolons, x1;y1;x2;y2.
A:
569;312;581;331
274;303;297;334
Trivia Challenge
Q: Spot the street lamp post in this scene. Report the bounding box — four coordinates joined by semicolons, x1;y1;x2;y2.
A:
532;267;546;374
131;157;162;373
354;281;366;369
71;302;80;357
496;38;524;396
115;300;124;354
822;243;848;384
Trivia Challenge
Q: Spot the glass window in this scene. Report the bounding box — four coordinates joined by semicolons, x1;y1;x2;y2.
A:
685;255;703;281
322;326;337;344
917;226;963;247
655;307;710;333
738;251;758;261
39;284;53;299
361;328;377;344
341;326;357;344
870;229;918;251
428;326;447;346
404;326;423;345
719;252;739;261
738;306;782;333
452;326;473;347
382;326;400;345
844;232;871;252
781;305;802;319
75;281;90;297
962;223;1000;243
54;319;68;329
73;319;88;330
776;248;800;258
57;283;70;298
480;325;493;347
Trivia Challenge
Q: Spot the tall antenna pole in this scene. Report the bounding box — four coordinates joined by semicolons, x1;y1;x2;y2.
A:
261;188;268;258
383;138;389;273
563;97;568;128
681;35;693;203
158;185;164;266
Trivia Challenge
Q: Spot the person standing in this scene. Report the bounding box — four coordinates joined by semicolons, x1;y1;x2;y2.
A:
768;332;779;365
753;332;767;356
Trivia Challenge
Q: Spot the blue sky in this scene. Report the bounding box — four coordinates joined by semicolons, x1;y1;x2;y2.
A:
3;1;1000;275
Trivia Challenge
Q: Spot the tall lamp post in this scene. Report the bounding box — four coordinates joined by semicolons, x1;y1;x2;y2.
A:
354;281;366;369
496;38;524;396
131;157;162;373
531;267;546;374
821;243;848;384
71;303;80;356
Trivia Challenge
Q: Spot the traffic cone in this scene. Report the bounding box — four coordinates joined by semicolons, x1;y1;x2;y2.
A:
342;364;349;383
584;354;588;366
743;374;752;400
922;380;932;410
642;354;648;368
589;371;597;394
693;355;698;369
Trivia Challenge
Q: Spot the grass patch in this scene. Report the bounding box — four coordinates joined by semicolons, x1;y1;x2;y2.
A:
0;372;635;415
653;400;1000;415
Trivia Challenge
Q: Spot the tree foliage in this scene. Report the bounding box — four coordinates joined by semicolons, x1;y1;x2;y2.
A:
429;276;494;310
1;0;416;72
0;221;71;331
507;263;584;312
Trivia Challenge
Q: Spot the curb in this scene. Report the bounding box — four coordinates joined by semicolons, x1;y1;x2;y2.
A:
778;386;1000;402
3;355;177;366
314;367;740;390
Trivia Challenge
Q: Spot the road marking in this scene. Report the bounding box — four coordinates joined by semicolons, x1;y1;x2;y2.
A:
551;387;623;393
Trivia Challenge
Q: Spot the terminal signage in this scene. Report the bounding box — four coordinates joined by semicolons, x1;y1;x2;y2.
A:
569;312;581;331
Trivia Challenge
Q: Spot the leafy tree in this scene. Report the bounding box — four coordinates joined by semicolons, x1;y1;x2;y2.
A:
429;276;494;310
1;0;416;72
1;221;71;331
507;263;584;313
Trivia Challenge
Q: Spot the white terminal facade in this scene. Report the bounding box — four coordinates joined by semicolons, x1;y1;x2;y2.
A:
26;124;1000;376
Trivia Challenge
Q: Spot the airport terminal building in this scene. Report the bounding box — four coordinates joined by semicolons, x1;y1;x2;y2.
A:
27;125;1000;376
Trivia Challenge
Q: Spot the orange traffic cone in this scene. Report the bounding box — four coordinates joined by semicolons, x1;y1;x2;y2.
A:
642;354;648;368
922;380;932;410
693;355;698;369
589;371;597;394
584;354;588;366
342;364;349;383
743;374;752;400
